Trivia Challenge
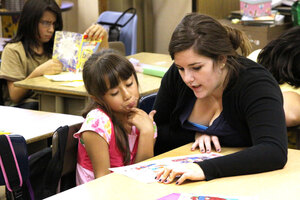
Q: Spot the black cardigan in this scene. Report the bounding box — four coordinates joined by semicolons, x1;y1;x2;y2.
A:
153;56;287;180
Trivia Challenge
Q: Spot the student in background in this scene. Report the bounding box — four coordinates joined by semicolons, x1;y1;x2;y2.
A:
74;49;157;185
257;26;300;127
153;13;287;184
0;0;108;109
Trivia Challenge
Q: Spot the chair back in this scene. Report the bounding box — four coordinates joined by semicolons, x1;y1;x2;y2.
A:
97;10;138;56
43;123;81;197
139;92;157;114
52;123;81;177
109;41;126;56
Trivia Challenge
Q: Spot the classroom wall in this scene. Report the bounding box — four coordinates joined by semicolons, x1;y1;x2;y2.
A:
152;0;191;53
63;0;190;54
62;0;99;33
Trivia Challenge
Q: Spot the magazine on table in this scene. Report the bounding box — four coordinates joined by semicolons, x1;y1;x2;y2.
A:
109;152;222;183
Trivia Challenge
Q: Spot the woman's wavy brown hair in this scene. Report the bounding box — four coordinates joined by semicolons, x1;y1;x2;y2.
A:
169;13;252;82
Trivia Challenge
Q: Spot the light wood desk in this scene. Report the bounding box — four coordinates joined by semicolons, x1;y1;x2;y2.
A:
46;143;300;200
14;52;172;115
0;106;83;153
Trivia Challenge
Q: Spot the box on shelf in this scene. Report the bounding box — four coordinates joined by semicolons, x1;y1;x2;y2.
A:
240;0;272;17
219;19;292;51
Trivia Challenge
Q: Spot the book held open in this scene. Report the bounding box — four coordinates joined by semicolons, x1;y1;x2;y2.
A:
52;31;102;73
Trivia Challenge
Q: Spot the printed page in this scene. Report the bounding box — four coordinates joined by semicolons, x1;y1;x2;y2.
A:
76;36;102;72
110;153;222;183
52;31;82;72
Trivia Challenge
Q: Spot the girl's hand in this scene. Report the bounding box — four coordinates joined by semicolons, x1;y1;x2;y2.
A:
84;24;108;41
155;163;205;185
192;132;221;153
34;59;62;76
128;108;156;135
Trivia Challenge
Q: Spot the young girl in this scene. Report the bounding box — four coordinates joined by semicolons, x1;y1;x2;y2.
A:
0;0;108;109
74;49;157;185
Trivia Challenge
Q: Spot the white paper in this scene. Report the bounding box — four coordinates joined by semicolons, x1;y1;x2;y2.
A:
110;153;222;183
44;72;83;82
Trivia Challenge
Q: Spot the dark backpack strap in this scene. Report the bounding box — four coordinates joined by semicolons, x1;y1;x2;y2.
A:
0;135;24;200
98;7;137;27
113;7;136;28
42;125;69;198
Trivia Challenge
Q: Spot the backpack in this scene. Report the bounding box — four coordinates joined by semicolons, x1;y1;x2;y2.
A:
0;125;76;200
0;134;31;200
98;7;137;42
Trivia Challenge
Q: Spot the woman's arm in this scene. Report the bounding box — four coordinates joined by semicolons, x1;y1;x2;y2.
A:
197;67;287;180
282;91;300;127
81;131;111;178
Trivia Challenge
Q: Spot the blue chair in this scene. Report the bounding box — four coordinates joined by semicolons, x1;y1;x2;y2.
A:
97;10;138;56
139;93;157;114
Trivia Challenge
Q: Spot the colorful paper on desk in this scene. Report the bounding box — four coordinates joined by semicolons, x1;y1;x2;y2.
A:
0;131;11;135
109;153;222;183
157;193;255;200
52;31;102;72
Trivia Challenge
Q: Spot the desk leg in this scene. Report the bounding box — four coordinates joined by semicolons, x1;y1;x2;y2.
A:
55;96;64;113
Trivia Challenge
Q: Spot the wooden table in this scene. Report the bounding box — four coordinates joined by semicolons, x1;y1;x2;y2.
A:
0;105;83;154
46;143;300;200
14;52;172;115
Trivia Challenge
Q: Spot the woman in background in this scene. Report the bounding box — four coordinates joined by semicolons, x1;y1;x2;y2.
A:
0;0;108;109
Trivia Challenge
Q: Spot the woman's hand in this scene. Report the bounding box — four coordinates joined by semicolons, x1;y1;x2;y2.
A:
84;24;109;48
192;132;221;153
155;163;205;185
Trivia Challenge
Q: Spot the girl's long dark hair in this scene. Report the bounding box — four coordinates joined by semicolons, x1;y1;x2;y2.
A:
6;0;63;58
82;49;139;164
257;26;300;87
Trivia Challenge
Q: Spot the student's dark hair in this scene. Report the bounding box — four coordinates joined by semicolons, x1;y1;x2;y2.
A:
7;0;63;58
257;26;300;87
169;13;251;81
82;49;139;164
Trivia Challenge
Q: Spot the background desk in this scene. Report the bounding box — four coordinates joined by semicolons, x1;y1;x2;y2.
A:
14;52;172;115
0;105;83;153
46;143;300;200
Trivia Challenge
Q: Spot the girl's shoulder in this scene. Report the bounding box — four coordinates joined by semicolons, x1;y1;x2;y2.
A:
4;41;24;50
3;41;25;55
85;108;112;125
74;108;114;140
